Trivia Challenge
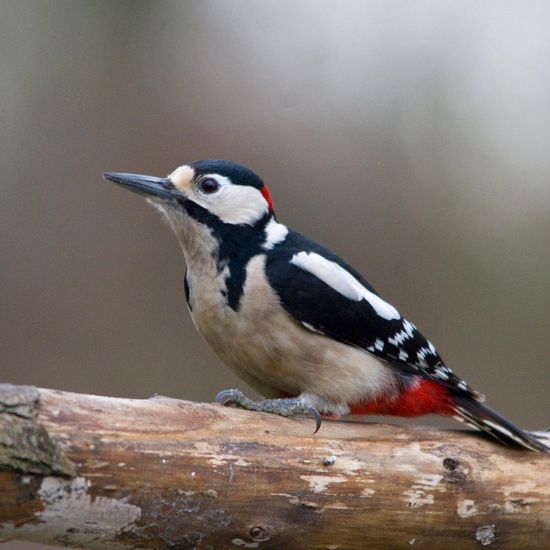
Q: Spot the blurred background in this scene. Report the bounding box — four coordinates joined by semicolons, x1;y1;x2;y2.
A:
1;2;549;545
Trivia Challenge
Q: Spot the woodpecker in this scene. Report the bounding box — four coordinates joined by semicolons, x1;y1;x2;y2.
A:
104;160;547;451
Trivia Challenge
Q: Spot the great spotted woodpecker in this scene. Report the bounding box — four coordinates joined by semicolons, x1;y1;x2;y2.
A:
104;160;547;451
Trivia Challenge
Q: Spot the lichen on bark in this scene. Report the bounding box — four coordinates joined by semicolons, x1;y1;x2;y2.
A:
0;384;76;477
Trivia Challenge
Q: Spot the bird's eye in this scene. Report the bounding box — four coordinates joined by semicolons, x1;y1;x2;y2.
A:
198;177;220;195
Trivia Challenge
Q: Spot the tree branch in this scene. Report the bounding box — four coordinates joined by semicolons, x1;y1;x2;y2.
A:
0;383;548;549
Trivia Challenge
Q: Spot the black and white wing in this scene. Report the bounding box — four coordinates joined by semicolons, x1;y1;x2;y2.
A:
264;230;549;451
265;230;479;398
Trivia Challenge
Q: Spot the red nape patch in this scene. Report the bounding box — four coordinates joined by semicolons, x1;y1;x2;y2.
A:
349;379;454;417
261;186;274;212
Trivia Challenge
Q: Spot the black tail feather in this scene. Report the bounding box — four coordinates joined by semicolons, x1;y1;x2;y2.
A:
452;396;548;452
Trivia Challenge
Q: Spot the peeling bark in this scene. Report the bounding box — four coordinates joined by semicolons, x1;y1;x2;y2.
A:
0;384;548;549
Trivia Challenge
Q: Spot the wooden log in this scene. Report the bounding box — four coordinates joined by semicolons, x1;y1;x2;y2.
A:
0;383;548;549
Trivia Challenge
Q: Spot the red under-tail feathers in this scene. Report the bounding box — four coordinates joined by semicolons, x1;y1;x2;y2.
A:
349;379;453;417
349;378;547;452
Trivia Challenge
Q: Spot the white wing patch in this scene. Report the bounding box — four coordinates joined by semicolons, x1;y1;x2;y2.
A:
290;252;400;321
262;219;289;250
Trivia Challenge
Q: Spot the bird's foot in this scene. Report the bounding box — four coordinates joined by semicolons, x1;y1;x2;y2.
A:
214;388;322;433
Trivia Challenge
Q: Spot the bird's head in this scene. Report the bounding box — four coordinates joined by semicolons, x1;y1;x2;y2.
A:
104;159;279;263
104;159;275;228
103;160;273;226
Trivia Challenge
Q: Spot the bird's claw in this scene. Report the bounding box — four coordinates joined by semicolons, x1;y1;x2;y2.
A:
214;388;245;406
309;407;322;434
214;388;322;434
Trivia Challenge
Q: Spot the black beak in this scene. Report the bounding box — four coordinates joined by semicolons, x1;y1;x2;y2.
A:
103;172;176;200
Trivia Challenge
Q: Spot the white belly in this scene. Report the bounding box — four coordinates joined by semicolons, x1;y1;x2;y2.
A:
188;254;396;415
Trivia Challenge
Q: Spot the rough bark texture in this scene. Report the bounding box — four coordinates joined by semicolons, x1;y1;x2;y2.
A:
0;383;548;549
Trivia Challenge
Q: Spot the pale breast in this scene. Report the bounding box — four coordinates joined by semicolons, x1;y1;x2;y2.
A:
188;254;395;411
157;189;396;414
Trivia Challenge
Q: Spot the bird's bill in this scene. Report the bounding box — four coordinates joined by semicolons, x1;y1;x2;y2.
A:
103;172;176;200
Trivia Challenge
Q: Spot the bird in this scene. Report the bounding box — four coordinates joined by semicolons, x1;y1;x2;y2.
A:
103;160;547;452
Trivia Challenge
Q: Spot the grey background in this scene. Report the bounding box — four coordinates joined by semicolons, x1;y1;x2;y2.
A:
1;1;549;547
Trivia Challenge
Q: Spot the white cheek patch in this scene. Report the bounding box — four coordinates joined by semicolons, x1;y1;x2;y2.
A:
194;175;269;225
262;219;289;250
289;251;400;321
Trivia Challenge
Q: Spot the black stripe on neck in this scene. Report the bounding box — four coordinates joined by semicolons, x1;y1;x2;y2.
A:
180;198;271;310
